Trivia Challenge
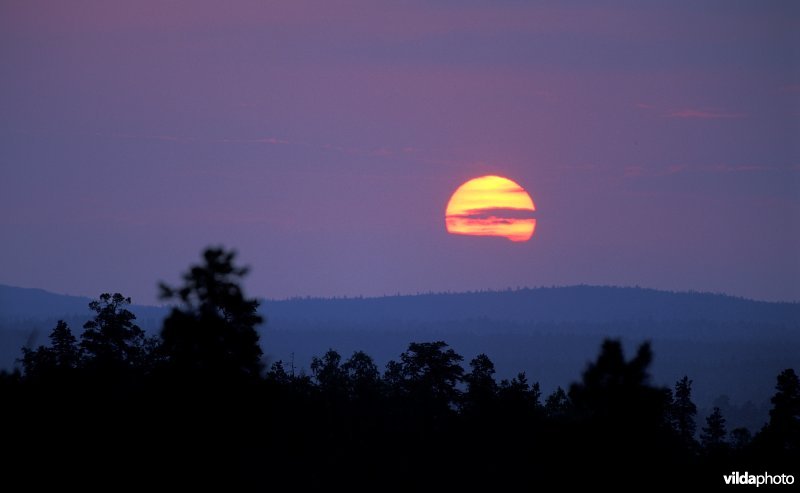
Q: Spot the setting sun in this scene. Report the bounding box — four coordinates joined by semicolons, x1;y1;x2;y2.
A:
445;175;536;242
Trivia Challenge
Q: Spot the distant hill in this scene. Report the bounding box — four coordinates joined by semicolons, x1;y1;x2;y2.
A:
0;285;91;320
3;283;798;328
0;284;167;323
1;283;798;430
263;285;800;330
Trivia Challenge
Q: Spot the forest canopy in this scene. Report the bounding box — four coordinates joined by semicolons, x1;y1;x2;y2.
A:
2;248;797;488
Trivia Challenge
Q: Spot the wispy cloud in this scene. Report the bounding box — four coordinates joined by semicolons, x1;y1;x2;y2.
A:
218;136;290;145
97;130;419;161
105;132;197;142
458;207;536;220
664;108;746;119
107;132;299;146
255;137;290;145
322;143;400;158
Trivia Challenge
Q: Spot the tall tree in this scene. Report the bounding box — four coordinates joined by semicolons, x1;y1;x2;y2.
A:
569;340;667;426
160;248;263;380
670;376;698;447
700;407;728;451
762;368;800;453
567;338;673;476
50;320;80;370
81;293;147;369
463;354;498;415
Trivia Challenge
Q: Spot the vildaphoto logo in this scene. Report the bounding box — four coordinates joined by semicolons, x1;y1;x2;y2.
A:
723;472;795;487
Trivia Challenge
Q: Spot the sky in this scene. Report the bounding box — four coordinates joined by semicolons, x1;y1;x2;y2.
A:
1;1;798;304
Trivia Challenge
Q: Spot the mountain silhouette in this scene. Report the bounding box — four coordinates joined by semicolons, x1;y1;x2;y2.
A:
263;285;800;326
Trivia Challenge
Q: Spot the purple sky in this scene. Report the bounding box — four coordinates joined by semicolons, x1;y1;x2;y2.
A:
1;1;798;304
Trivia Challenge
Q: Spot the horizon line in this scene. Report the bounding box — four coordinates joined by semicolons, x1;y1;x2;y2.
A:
2;282;798;307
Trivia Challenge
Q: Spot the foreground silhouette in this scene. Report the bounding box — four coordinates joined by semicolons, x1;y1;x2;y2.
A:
1;248;797;488
160;248;263;381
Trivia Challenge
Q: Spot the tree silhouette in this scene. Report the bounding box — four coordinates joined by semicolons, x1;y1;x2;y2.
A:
569;340;668;427
730;427;752;450
342;350;381;399
544;386;570;418
311;349;347;395
20;320;79;378
20;344;54;379
266;360;291;385
463;353;498;415
50;320;80;369
386;341;464;411
762;368;800;454
567;339;674;482
670;376;698;448
700;407;728;451
498;372;541;413
80;293;147;370
159;248;263;380
383;359;404;395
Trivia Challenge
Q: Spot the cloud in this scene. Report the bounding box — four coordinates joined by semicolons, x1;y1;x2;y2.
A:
218;136;290;145
99;130;411;161
106;132;196;142
664;108;745;119
456;207;537;220
322;143;396;157
255;137;290;145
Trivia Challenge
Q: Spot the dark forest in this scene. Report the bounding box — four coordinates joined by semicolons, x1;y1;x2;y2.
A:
2;249;797;489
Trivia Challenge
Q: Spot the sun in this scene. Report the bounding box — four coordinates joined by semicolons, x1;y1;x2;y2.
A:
445;175;536;242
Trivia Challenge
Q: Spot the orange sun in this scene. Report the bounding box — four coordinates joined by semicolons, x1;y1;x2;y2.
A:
445;175;536;242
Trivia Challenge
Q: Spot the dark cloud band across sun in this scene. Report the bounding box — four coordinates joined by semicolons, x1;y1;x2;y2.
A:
445;176;536;242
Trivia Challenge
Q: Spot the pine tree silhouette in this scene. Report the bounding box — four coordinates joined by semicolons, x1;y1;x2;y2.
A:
160;248;263;380
761;368;800;455
80;293;147;370
20;320;79;378
700;407;728;451
670;376;698;448
463;353;498;415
